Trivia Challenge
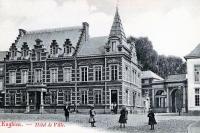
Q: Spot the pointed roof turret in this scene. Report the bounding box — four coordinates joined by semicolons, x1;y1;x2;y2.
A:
109;7;126;43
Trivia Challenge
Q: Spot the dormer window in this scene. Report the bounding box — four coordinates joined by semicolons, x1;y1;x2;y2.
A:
11;50;16;59
63;39;72;55
9;43;17;60
66;45;71;54
21;42;29;58
50;40;59;56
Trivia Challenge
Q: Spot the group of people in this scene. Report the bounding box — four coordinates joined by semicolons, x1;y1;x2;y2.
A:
117;106;157;130
63;103;157;130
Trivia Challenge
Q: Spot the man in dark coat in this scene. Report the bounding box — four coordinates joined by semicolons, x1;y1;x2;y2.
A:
64;104;70;122
147;109;157;130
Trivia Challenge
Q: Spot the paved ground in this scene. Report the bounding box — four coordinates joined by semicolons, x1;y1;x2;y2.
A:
188;121;200;133
0;113;199;133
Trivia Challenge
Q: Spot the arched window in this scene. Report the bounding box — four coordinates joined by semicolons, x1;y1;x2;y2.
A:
155;90;167;108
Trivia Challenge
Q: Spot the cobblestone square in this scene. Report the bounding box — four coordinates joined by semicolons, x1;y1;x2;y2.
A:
0;113;199;133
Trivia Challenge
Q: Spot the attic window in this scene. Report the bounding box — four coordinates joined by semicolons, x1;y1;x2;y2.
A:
64;39;72;55
50;40;58;55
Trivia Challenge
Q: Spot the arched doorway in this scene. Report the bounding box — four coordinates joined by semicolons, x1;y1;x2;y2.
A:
171;89;183;112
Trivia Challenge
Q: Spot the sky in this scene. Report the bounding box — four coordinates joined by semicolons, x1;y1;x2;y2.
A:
0;0;200;58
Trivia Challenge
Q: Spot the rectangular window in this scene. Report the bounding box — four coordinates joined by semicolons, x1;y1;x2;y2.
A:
0;67;3;75
36;52;41;61
80;67;88;81
133;92;136;107
132;69;135;83
94;90;101;104
63;67;71;82
110;65;118;80
50;68;58;83
64;91;71;103
10;93;15;105
94;66;102;81
194;65;200;83
21;69;28;83
81;90;88;104
9;70;16;84
195;88;200;106
0;80;3;91
51;91;57;105
111;41;116;51
34;69;42;83
21;91;26;104
126;90;129;105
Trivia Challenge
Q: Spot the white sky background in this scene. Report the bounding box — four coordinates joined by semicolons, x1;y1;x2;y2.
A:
0;0;200;58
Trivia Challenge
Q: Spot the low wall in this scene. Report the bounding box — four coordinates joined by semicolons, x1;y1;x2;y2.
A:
4;106;26;113
153;108;167;113
187;110;200;116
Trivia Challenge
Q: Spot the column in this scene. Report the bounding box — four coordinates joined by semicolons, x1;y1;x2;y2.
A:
25;92;30;113
152;89;155;108
166;88;170;112
39;92;44;114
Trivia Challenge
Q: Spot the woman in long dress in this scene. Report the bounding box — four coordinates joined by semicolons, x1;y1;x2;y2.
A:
119;106;128;128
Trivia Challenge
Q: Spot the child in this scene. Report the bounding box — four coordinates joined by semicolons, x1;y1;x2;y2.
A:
119;106;128;128
147;109;157;130
89;105;96;127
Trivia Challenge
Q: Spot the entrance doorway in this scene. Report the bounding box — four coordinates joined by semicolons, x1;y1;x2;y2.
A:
29;91;41;110
171;89;183;112
36;92;41;110
111;90;118;104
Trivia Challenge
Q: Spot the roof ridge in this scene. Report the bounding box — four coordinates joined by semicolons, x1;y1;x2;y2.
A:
167;74;186;76
26;26;82;34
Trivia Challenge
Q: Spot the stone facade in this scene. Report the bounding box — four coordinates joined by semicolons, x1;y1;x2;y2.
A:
185;44;200;114
3;8;143;113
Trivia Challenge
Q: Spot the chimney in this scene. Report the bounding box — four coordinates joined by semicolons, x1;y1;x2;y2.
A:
82;22;89;41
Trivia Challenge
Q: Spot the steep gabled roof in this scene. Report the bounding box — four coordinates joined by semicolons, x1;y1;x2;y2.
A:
77;36;108;56
16;26;83;53
109;7;126;43
185;43;200;59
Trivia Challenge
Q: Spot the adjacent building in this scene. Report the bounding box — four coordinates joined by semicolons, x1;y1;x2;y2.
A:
141;71;164;111
141;71;187;113
4;8;143;113
185;44;200;114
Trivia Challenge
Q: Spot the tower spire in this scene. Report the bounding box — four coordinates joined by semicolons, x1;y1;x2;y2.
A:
109;5;126;43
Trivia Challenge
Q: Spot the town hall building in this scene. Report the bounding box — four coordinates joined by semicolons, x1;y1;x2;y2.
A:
3;8;143;113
